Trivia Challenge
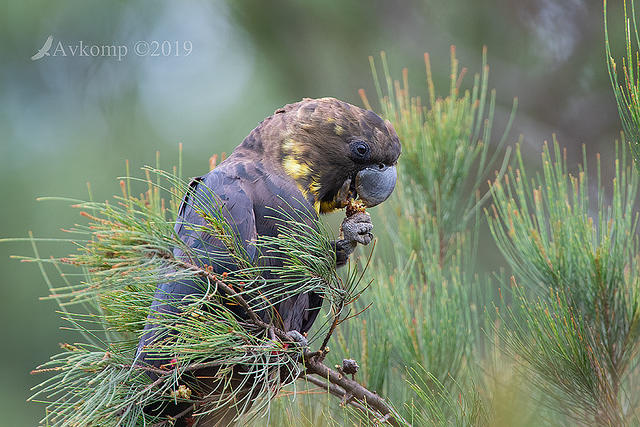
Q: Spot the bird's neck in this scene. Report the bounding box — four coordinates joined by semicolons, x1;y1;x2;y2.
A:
237;118;339;213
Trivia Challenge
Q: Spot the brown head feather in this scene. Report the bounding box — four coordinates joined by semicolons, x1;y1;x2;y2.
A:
236;97;401;212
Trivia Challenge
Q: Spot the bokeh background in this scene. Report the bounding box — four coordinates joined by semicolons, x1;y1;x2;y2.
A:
0;1;627;424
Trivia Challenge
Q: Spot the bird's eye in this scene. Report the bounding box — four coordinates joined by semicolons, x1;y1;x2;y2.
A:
350;140;370;161
377;163;385;170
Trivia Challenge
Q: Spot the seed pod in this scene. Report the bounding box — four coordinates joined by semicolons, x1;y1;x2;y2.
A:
346;199;366;217
342;358;359;376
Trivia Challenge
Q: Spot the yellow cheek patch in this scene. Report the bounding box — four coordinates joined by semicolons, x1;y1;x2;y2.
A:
334;124;344;136
296;183;309;200
309;179;322;197
283;157;311;181
319;200;338;213
283;138;304;156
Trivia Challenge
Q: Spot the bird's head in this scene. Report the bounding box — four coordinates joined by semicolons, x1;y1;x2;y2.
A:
241;97;401;214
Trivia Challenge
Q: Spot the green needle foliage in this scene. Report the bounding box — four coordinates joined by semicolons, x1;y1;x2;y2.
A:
11;157;368;426
487;140;640;425
407;367;489;427
606;0;640;169
362;47;516;260
334;48;514;424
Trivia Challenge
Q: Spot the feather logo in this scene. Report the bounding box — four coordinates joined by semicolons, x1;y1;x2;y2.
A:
31;35;54;61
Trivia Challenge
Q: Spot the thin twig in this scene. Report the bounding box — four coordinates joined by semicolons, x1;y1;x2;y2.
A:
303;352;410;427
150;403;195;427
303;374;368;413
121;359;227;377
175;259;290;342
319;307;342;356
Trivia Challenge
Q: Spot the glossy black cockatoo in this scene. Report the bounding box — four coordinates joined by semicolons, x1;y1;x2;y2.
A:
137;97;401;424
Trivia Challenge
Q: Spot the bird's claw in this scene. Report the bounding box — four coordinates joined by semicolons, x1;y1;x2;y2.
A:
340;212;373;246
286;330;309;348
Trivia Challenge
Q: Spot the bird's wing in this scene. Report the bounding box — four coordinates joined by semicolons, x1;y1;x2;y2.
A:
230;163;324;334
137;165;257;366
42;35;53;51
173;168;257;268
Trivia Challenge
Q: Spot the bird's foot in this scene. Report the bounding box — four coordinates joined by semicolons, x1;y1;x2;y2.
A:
285;330;309;348
340;212;373;246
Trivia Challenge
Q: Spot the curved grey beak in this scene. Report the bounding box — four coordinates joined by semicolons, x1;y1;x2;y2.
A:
355;165;397;207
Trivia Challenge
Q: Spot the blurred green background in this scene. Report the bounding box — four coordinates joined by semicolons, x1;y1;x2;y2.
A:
0;0;627;425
